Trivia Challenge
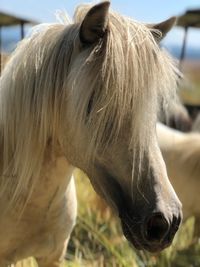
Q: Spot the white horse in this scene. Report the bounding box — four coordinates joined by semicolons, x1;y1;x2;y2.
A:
193;112;200;132
157;123;200;233
0;2;182;266
159;99;192;132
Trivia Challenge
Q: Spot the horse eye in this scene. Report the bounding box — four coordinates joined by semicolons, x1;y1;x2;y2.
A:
87;96;93;116
86;91;95;117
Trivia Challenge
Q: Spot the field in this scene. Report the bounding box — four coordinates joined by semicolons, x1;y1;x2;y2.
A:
0;53;9;71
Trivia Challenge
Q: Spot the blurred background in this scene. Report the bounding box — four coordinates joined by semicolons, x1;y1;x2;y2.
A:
1;0;200;105
0;0;200;53
1;1;200;267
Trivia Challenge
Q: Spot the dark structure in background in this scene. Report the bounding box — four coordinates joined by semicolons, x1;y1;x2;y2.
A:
177;9;200;67
177;9;200;117
0;10;37;73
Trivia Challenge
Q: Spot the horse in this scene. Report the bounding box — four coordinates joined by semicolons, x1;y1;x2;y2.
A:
157;123;200;234
159;99;192;132
192;112;200;132
0;2;182;266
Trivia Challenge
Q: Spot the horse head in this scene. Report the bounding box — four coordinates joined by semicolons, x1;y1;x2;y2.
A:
61;2;182;253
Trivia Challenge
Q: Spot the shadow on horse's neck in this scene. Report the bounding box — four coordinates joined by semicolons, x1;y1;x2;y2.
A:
30;142;74;210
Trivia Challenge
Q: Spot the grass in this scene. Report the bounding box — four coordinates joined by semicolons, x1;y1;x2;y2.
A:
15;169;200;267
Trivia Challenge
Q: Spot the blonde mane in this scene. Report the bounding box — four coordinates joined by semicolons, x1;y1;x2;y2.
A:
0;3;178;208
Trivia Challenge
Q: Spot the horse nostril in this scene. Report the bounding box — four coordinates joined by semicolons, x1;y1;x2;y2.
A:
144;212;170;243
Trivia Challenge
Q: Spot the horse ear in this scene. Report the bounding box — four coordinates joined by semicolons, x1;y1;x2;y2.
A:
150;17;177;41
79;1;110;44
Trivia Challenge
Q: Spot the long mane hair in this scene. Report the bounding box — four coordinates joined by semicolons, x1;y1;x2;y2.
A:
0;3;178;208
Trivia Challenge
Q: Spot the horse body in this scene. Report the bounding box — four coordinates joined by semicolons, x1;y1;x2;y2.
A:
159;100;192;132
193;113;200;132
157;123;200;227
0;2;182;265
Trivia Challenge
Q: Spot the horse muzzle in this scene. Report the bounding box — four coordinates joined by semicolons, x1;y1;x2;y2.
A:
119;209;182;253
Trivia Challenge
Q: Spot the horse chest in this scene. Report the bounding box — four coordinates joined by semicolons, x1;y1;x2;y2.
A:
0;154;76;264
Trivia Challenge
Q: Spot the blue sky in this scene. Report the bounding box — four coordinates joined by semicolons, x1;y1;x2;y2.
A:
1;0;200;47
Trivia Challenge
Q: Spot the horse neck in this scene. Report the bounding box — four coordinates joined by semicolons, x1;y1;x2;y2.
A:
29;143;75;211
0;137;75;214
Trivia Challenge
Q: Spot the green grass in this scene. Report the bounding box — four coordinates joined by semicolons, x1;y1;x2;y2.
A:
16;170;200;267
